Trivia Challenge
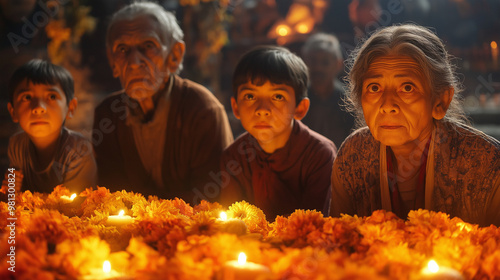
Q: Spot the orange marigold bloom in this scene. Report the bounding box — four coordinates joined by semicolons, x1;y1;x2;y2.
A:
270;210;324;248
194;200;223;214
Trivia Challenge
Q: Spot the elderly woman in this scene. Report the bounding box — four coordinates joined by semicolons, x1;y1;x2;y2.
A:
330;24;500;227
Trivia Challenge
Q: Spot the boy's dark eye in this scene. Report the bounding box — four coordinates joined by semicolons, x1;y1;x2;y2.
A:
243;93;255;100
21;95;31;101
48;94;57;100
273;94;285;101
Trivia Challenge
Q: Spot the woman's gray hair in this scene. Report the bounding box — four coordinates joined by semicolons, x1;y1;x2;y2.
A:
106;1;184;72
302;33;343;61
344;24;468;128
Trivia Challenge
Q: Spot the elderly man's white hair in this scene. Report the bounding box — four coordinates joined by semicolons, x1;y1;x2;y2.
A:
106;1;184;72
302;33;343;62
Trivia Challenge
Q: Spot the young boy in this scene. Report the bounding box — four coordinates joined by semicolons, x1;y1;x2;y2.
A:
220;46;337;220
5;59;97;193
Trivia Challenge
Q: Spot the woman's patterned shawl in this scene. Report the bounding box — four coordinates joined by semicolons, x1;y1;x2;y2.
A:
331;121;500;226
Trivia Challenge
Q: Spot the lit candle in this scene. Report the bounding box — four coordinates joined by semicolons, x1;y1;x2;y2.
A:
492;41;498;69
218;211;247;236
60;193;77;203
218;252;271;280
80;260;133;280
419;260;464;280
106;210;134;227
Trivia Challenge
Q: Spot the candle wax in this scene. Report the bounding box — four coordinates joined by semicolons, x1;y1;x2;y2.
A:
106;213;134;227
219;260;271;280
419;266;464;280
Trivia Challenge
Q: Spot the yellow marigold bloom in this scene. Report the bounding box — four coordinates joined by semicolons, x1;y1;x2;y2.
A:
187;212;219;236
227;201;268;236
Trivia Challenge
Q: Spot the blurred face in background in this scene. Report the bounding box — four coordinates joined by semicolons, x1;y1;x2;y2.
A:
303;50;341;97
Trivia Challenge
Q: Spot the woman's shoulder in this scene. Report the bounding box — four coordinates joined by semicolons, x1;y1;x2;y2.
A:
339;127;378;151
440;122;499;153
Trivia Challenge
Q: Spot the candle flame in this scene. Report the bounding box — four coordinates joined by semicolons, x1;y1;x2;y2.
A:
238;252;247;265
276;24;290;37
219;211;227;221
491;41;498;49
103;260;111;273
70;193;77;200
427;260;439;273
118;210;125;217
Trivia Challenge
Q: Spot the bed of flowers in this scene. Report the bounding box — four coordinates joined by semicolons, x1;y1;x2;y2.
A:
1;185;500;280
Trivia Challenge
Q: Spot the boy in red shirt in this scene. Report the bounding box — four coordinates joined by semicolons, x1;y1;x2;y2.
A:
220;46;337;220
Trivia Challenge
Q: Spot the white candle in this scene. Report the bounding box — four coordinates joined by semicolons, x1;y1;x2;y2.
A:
219;252;271;280
419;260;464;280
218;211;247;236
80;260;133;280
106;210;134;227
60;193;77;203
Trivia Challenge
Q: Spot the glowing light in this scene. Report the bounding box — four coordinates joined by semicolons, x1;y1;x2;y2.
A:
103;260;111;273
276;25;290;37
70;193;76;200
219;211;227;221
296;23;310;34
238;252;247;265
118;210;125;217
427;260;439;273
491;41;498;49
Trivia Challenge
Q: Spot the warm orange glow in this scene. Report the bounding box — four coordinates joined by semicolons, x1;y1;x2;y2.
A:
296;23;310;34
118;210;125;217
70;193;76;200
427;260;439;273
237;252;247;265
491;41;498;49
276;25;291;37
103;260;111;273
219;211;227;221
286;4;310;25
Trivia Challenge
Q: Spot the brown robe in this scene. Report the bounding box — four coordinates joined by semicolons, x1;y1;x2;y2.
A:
92;75;233;204
220;120;337;221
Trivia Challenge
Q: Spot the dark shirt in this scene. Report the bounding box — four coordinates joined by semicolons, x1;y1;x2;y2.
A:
92;75;233;204
220;120;337;221
301;80;355;148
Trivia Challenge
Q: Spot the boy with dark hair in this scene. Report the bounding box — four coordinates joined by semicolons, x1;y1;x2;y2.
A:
220;46;337;220
5;59;97;193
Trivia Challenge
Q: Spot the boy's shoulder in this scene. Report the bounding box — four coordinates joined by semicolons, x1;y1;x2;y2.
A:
223;131;254;155
54;128;94;160
295;121;337;152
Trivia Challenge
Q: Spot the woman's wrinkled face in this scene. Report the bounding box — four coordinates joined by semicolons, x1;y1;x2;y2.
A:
361;55;436;148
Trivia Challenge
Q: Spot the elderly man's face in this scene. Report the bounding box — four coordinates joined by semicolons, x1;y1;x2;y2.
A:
108;15;171;101
304;50;340;92
361;55;437;149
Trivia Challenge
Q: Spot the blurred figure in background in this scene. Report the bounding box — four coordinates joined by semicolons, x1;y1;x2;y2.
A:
301;33;354;147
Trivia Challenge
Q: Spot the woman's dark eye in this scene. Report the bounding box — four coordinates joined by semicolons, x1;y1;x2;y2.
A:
368;84;380;93
402;84;414;92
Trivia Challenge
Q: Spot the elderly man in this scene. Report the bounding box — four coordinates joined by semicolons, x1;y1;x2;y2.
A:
93;2;233;204
301;33;354;147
